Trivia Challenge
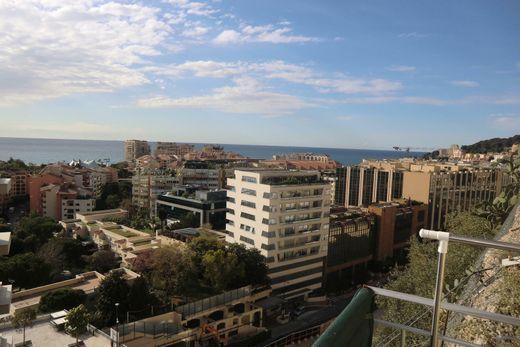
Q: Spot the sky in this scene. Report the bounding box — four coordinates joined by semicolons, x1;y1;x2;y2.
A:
0;0;519;150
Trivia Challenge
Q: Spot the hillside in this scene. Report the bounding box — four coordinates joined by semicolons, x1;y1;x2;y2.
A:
462;135;520;154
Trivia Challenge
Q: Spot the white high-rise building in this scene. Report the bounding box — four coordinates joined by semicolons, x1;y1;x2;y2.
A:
226;170;331;299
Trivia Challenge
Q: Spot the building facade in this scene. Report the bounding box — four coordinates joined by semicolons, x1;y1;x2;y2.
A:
154;142;195;157
40;183;95;220
156;190;228;230
132;172;179;212
226;170;331;299
326;209;375;290
0;179;12;214
336;160;506;230
335;166;403;207
124;140;151;162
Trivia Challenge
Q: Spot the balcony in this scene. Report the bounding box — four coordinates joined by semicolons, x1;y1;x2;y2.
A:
282;216;322;225
279;228;321;238
280;193;323;200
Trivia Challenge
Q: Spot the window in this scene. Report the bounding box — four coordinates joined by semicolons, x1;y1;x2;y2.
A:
241;176;257;183
241;188;256;196
241;200;256;209
240;212;256;221
262;231;276;238
239;236;255;245
227;197;235;203
261;243;275;251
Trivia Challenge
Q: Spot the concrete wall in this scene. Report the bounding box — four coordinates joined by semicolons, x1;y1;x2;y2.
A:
402;171;431;203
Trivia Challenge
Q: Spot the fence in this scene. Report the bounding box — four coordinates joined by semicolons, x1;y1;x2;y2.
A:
262;325;321;347
176;286;251;317
371;227;520;347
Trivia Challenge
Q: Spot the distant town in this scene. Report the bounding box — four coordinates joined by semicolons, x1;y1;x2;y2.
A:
0;137;519;346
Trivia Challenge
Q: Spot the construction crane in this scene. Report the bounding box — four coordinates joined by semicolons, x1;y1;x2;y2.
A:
393;146;435;153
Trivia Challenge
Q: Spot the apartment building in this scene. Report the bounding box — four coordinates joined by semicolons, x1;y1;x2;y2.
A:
124;139;151;162
334;166;403;207
368;201;428;261
336;160;505;230
9;173;29;197
226;170;331;299
154;142;195;157
40;183;95;220
132;171;179;212
0;179;12;212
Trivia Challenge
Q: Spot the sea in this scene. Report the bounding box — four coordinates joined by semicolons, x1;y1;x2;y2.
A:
0;137;425;166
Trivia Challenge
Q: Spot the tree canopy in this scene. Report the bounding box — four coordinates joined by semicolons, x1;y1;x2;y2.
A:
39;288;87;313
95;271;129;326
65;304;90;346
461;135;520;154
375;212;495;346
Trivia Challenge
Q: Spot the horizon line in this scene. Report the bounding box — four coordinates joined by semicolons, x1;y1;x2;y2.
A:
0;136;431;154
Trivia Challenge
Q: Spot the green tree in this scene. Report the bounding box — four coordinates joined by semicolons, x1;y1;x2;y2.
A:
149;246;198;297
375;212;494;346
39;289;86;313
37;237;87;278
65;304;90;347
127;276;153;312
226;243;270;287
0;253;52;289
202;249;245;292
188;236;223;280
11;215;61;254
95;271;129;326
89;250;118;273
12;308;37;346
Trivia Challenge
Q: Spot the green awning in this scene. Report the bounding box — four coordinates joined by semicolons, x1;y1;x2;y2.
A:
312;287;375;347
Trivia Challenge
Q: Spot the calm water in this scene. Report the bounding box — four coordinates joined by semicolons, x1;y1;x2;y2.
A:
0;137;424;165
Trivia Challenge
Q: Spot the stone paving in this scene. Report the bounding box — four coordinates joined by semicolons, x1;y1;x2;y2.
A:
0;321;110;347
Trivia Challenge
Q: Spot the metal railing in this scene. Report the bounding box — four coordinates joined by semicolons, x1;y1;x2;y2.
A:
371;229;520;347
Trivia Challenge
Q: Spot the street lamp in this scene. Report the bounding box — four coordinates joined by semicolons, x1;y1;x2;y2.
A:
115;303;120;347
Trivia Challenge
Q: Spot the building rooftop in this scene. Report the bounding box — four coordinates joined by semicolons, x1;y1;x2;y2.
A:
10;271;104;314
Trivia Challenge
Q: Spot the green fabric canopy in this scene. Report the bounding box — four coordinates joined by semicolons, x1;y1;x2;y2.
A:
312;287;375;347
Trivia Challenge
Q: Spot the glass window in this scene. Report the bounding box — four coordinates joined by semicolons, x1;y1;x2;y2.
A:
241;188;257;196
241;176;257;183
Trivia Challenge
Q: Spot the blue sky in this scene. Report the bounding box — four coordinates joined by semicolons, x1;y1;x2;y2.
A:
0;0;519;150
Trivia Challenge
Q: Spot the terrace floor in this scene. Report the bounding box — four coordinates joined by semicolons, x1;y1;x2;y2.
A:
0;321;108;347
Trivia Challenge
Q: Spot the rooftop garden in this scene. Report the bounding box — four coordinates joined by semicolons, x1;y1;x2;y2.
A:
109;228;139;238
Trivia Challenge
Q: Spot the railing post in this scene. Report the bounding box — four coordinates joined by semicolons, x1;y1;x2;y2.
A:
400;329;407;347
420;229;450;347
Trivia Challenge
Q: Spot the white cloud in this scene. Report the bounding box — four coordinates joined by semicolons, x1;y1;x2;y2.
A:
2;121;143;136
450;80;479;88
213;30;242;44
398;32;427;39
163;0;217;17
136;77;313;115
213;24;318;45
0;0;172;106
181;25;210;38
150;59;402;95
490;114;520;130
386;65;416;72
